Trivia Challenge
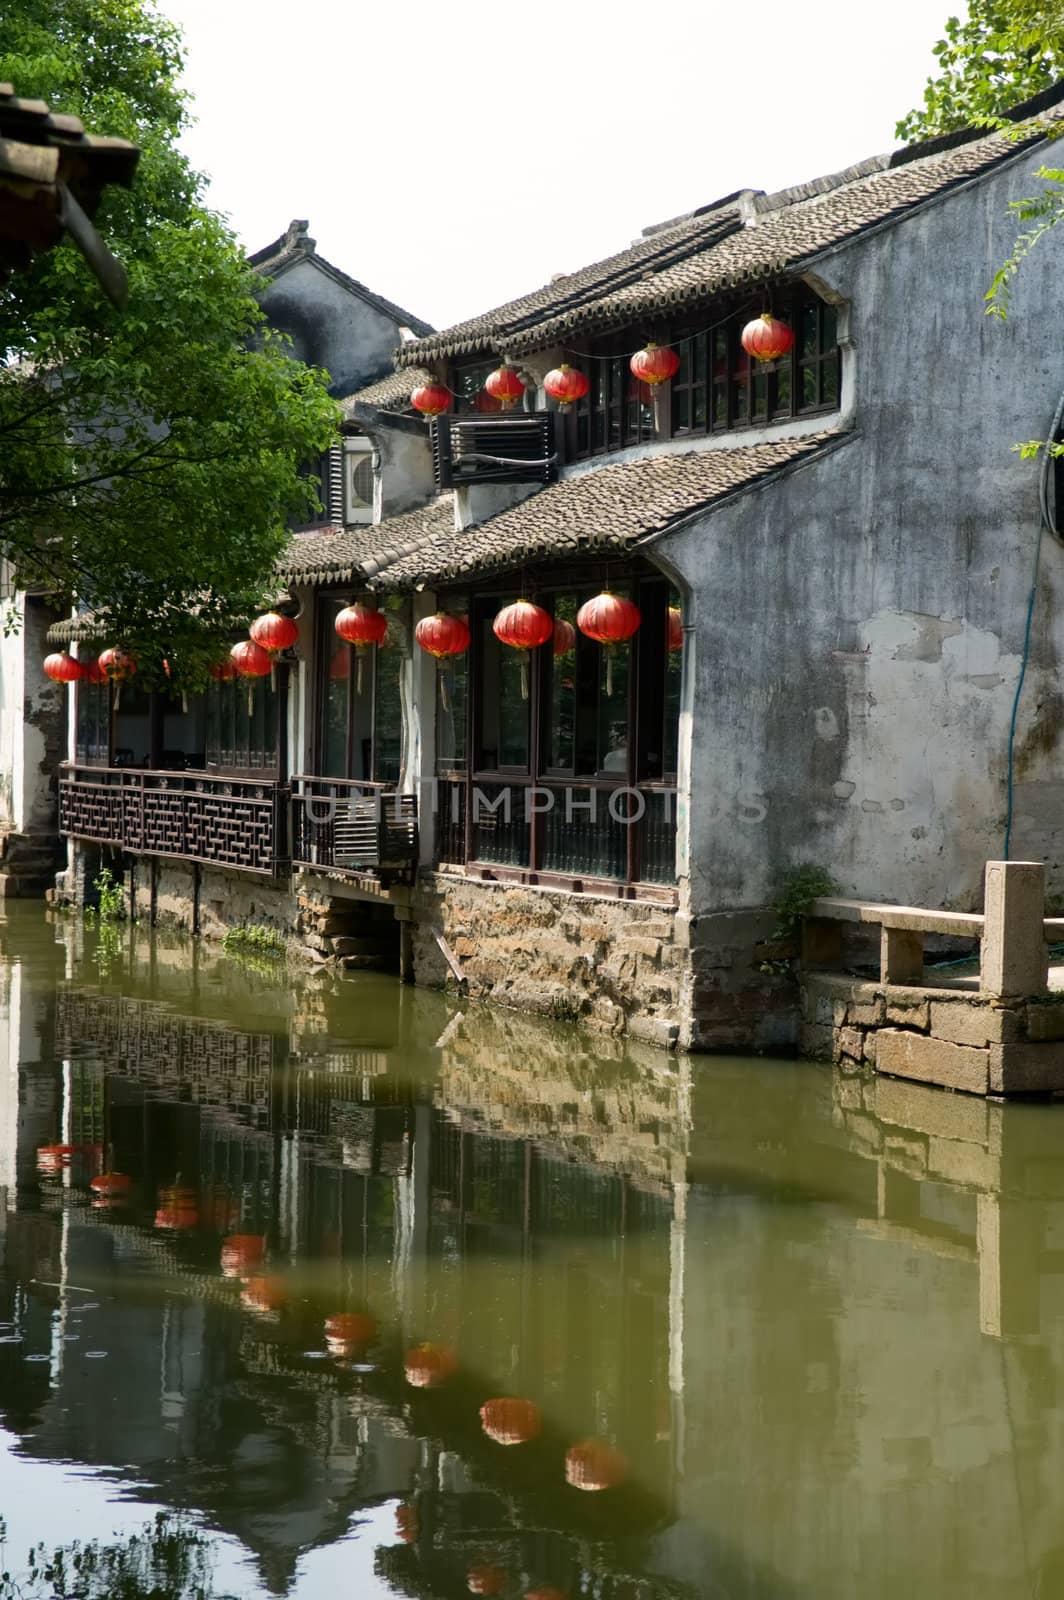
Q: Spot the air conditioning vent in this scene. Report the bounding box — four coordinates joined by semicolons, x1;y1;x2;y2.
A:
432;413;557;490
343;448;375;524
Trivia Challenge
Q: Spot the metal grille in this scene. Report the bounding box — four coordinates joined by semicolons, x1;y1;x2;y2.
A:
432;413;557;489
59;764;286;876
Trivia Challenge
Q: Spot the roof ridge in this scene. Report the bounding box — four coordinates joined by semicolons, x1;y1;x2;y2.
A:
889;77;1064;169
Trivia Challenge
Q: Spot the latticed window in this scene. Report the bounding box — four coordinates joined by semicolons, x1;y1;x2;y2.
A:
670;283;839;438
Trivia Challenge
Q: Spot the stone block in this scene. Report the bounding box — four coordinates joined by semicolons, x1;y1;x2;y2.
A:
621;936;662;961
1025;1002;1064;1042
981;860;1047;999
579;920;610;944
880;925;924;985
834;1026;865;1062
799;1022;833;1059
835;1076;864;1112
930;1001;1023;1047
453;936;478;959
692;945;734;971
848;997;885;1027
873;1074;989;1147
694;1025;754;1052
885;998;930;1030
927;1135;1000;1191
988;1041;1064;1095
862;1032;877;1064
875;1029;988;1095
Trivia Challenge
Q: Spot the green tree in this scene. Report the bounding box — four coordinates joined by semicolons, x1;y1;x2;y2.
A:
0;0;339;687
896;1;1064;144
0;1511;216;1599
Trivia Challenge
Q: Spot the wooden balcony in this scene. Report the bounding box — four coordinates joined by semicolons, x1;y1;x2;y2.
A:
291;776;418;884
58;763;288;876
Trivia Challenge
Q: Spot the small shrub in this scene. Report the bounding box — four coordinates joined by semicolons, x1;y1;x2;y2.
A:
222;923;286;958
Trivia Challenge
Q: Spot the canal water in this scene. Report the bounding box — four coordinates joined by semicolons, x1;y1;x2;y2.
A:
0;904;1062;1599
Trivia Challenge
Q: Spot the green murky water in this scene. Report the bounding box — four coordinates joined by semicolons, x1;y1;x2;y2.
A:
0;902;1062;1599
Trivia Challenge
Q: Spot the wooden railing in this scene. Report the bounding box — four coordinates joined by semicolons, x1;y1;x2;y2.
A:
804;861;1056;998
433;776;677;890
291;775;418;881
58;763;287;876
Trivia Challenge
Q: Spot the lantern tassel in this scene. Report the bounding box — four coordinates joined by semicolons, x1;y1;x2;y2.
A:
440;667;449;715
248;684;254;718
270;662;276;691
357;652;364;695
115;683;121;712
181;691;188;715
520;653;529;701
606;647;614;698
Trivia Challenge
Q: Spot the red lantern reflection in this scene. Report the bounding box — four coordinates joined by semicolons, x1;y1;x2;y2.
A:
324;1311;378;1357
467;1566;507;1595
479;1396;542;1445
241;1276;287;1316
154;1186;199;1231
403;1342;457;1388
564;1437;627;1491
220;1234;266;1279
395;1501;420;1542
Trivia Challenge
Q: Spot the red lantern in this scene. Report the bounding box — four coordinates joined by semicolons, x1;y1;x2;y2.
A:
576;591;641;696
335;603;387;649
220;1233;265;1279
564;1438;627;1492
411;381;451;417
98;647;137;682
249;611;298;654
552;618;576;657
543;364;590;410
494;599;552;700
480;1397;542;1446
403;1342;457;1389
328;646;350;681
324;1311;377;1358
209;659;237;682
629;342;679;387
415;613;471;660
80;657;107;685
90;1172;132;1197
467;1567;507;1595
525;1590;568;1600
44;652;82;685
740;312;794;362
667;606;683;651
484;364;525;410
335;603;387;693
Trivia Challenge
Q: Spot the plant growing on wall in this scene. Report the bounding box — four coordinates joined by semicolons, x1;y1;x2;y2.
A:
760;864;840;975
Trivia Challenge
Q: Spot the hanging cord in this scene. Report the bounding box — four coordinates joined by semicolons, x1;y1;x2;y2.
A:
556;296;760;363
1003;387;1064;855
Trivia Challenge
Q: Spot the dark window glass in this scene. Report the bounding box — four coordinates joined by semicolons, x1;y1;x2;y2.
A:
546;594;578;771
323;644;349;778
206;676;277;772
477;606;529;772
373;638;403;784
435;602;469;776
76;680;109;763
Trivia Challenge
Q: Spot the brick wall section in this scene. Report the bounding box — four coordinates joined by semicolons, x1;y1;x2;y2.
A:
802;972;1064;1096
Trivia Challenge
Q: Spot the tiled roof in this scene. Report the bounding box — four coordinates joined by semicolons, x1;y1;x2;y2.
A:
370;432;850;591
46;611;105;645
0;82;139;301
340;367;435;417
276;499;456;587
250;219;434;338
279;433;846;594
396;93;1064;367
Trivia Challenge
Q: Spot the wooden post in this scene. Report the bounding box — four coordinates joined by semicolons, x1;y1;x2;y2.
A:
880;926;923;985
980;860;1047;999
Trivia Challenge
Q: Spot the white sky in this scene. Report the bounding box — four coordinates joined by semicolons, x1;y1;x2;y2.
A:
165;0;952;333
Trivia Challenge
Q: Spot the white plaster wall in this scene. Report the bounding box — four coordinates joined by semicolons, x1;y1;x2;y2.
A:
655;139;1064;913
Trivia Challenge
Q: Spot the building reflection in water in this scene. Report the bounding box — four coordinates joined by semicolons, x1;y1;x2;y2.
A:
0;906;1063;1598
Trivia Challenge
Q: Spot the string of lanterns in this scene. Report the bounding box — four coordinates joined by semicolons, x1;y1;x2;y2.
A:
411;306;794;418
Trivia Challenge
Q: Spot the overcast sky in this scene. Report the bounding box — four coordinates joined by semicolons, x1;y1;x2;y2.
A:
164;0;952;333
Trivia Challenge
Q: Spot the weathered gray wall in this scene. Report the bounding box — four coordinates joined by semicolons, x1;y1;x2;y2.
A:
658;141;1064;916
258;256;402;395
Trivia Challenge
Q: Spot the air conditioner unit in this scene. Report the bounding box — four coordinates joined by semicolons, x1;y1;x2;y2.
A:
343;447;375;525
431;413;557;490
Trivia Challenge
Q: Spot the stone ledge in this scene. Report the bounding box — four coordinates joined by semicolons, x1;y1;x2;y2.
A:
875;1029;989;1095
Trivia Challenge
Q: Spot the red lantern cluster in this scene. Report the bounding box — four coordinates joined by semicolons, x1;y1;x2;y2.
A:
480;1397;542;1446
249;611;298;654
415;612;470;660
411;381;451;417
493;600;553;652
629;342;679;387
98;647;137;682
220;1233;266;1279
740;312;794;362
335;602;387;650
43;652;82;685
484;364;525;409
576;592;641;644
230;639;272;679
543;364;590;410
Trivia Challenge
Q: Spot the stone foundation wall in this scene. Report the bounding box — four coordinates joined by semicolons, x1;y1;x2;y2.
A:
802;972;1064;1095
410;872;800;1053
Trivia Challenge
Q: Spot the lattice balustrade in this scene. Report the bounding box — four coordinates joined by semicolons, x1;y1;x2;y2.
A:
59;764;286;876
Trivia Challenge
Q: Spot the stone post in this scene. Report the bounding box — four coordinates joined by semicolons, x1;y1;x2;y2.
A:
880;926;924;985
980;860;1047;999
